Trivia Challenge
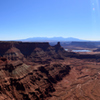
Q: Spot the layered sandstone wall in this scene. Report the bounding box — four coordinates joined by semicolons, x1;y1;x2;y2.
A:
0;42;50;56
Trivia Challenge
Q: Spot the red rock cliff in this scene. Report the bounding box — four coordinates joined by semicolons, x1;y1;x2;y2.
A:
0;42;50;56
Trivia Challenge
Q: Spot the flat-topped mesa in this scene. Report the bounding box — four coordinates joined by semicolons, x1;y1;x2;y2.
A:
0;41;65;62
14;42;50;56
0;41;50;56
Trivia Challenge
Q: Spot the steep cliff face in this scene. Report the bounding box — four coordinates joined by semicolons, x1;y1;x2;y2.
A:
14;42;50;56
0;42;50;57
0;42;66;62
0;42;12;56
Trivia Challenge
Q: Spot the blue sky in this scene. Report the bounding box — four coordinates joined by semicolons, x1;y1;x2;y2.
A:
0;0;100;40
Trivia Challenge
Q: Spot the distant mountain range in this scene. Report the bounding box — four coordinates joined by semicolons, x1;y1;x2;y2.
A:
19;37;86;42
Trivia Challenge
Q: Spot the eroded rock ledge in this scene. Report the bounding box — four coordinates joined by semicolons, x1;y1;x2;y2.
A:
0;57;71;100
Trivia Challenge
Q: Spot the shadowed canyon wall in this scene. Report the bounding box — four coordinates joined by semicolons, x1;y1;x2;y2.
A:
0;42;50;56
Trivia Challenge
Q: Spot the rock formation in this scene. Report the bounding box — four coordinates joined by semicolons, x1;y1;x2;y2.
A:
0;42;71;100
0;57;71;100
3;47;24;61
0;41;100;100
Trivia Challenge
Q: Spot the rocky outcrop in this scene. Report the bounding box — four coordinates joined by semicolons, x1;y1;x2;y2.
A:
14;42;50;56
0;42;50;56
0;42;65;62
3;47;24;61
48;58;100;100
0;41;100;100
0;41;99;62
0;57;71;100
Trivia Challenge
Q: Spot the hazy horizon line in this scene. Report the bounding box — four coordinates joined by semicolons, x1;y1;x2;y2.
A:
0;37;100;41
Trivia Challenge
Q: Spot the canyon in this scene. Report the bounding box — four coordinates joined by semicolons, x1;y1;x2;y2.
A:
0;41;100;100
